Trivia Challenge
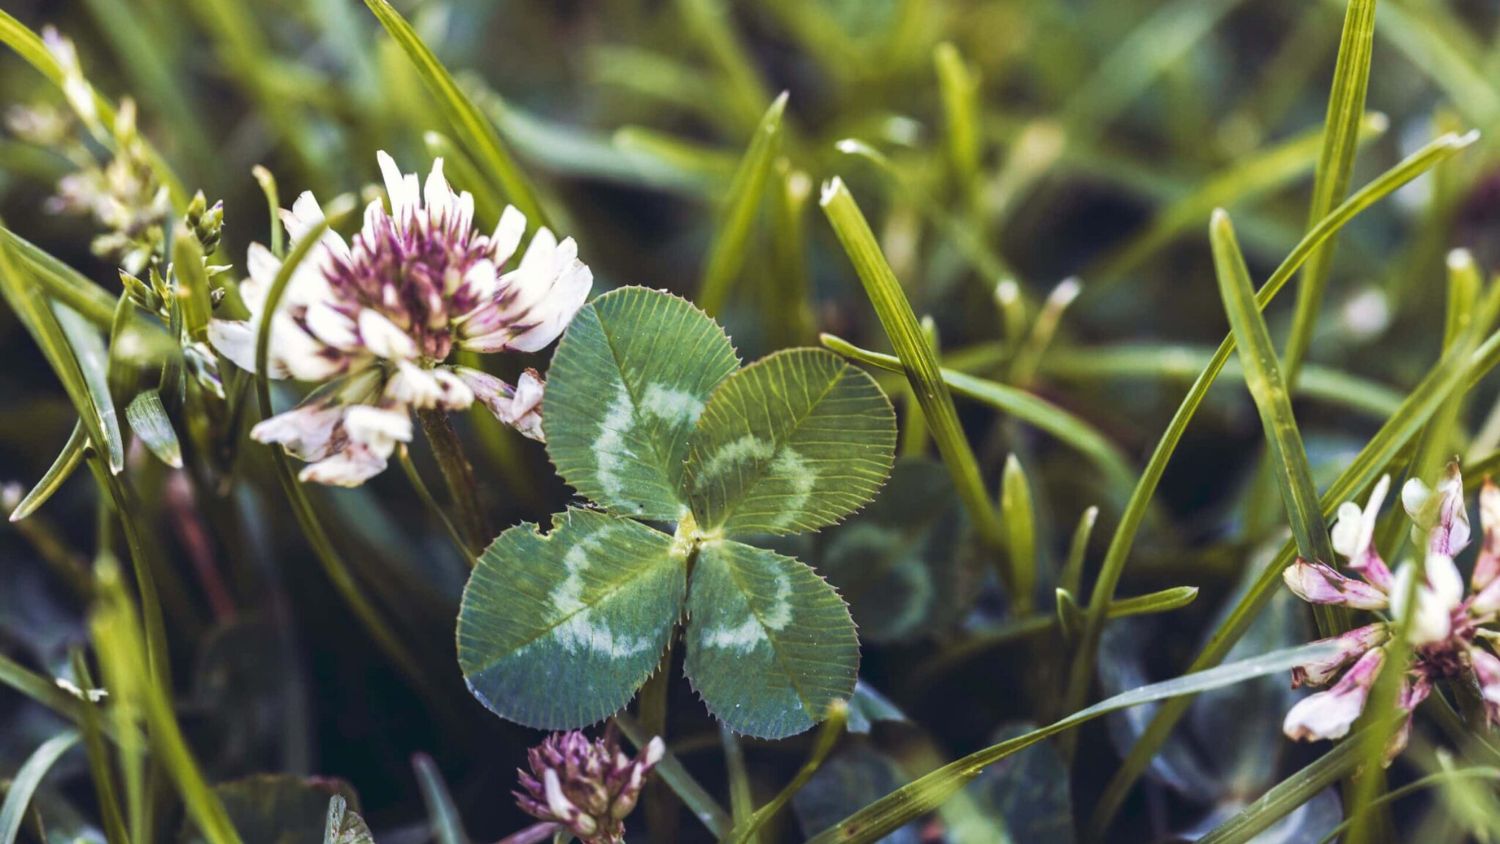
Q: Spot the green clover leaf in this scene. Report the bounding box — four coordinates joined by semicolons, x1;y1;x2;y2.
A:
459;286;895;737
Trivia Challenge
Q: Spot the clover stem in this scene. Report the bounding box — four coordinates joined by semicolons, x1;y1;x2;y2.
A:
637;639;678;844
415;408;489;554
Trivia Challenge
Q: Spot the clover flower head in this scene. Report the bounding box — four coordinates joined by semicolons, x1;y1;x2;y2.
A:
210;151;592;486
1281;463;1500;761
515;730;664;844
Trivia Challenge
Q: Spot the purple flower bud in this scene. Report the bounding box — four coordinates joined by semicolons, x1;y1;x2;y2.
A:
1283;558;1389;610
1402;462;1471;559
1290;623;1388;688
515;731;664;844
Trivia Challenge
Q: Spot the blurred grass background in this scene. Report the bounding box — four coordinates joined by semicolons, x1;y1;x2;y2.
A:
2;0;1499;840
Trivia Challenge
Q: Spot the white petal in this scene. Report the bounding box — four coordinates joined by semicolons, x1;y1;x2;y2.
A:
249;403;344;461
343;404;411;454
491;206;526;264
280;191;325;244
423;157;453;222
208;320;266;376
1426;553;1465;611
1330;502;1364;559
385;360;445;409
377;150;419;220
430;367;475;410
357;309;417;360
298;445;388;487
1402;478;1431;521
304;303;358;350
243;242;282;311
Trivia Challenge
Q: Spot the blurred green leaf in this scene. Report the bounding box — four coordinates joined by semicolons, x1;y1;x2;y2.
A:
181;775;358;844
699;93;788;316
819;458;976;643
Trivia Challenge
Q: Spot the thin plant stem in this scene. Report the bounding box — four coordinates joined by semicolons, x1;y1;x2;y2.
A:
416;407;489;554
397;445;474;565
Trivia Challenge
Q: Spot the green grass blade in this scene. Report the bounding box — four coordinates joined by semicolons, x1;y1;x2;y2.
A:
934;43;980;196
698;93;788;316
1281;0;1378;383
1001;455;1038;614
52;304;125;475
70;652;129;844
730;702;847;843
806;641;1341;844
412;754;469;844
0;731;81;844
1196;731;1367;844
1;228;119;328
1313;767;1500;844
9;421;89;521
252;217;433;698
362;0;551;228
821;334;1136;499
1210;209;1340;633
172;224;213;344
819;179;1010;565
1374;1;1500;132
1088;321;1500;836
1059;505;1098;598
1105;586;1199;619
616;714;733;838
675;0;773;131
1057;127;1476;792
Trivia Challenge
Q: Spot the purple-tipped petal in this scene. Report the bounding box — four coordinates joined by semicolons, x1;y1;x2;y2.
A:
1283;558;1389;609
1291;623;1388;688
1283;648;1385;742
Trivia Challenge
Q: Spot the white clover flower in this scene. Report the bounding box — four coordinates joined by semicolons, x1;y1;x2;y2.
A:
1281;463;1500;761
211;151;592;486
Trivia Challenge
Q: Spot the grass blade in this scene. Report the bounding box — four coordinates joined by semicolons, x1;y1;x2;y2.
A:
806;640;1342;844
1197;731;1368;844
933;43;980;198
251;216;435;704
362;0;550;228
0;228;117;328
1281;0;1378;382
0;731;81;844
9;421;89;521
126;390;183;470
820;334;1136;499
1058;128;1476;799
731;702;847;843
819;179;1009;566
1105;585;1200;619
698;93;788;317
1088;320;1500;837
413;754;469;844
1001;455;1038;614
1210;209;1341;633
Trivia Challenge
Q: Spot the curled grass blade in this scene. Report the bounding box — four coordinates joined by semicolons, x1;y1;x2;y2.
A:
413;754;469;844
9;421;89;521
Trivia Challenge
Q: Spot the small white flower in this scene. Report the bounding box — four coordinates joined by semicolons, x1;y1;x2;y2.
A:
1284;647;1384;742
212;152;593;484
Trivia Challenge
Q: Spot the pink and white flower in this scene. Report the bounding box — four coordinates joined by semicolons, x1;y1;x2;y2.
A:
211;152;591;485
1282;463;1500;761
